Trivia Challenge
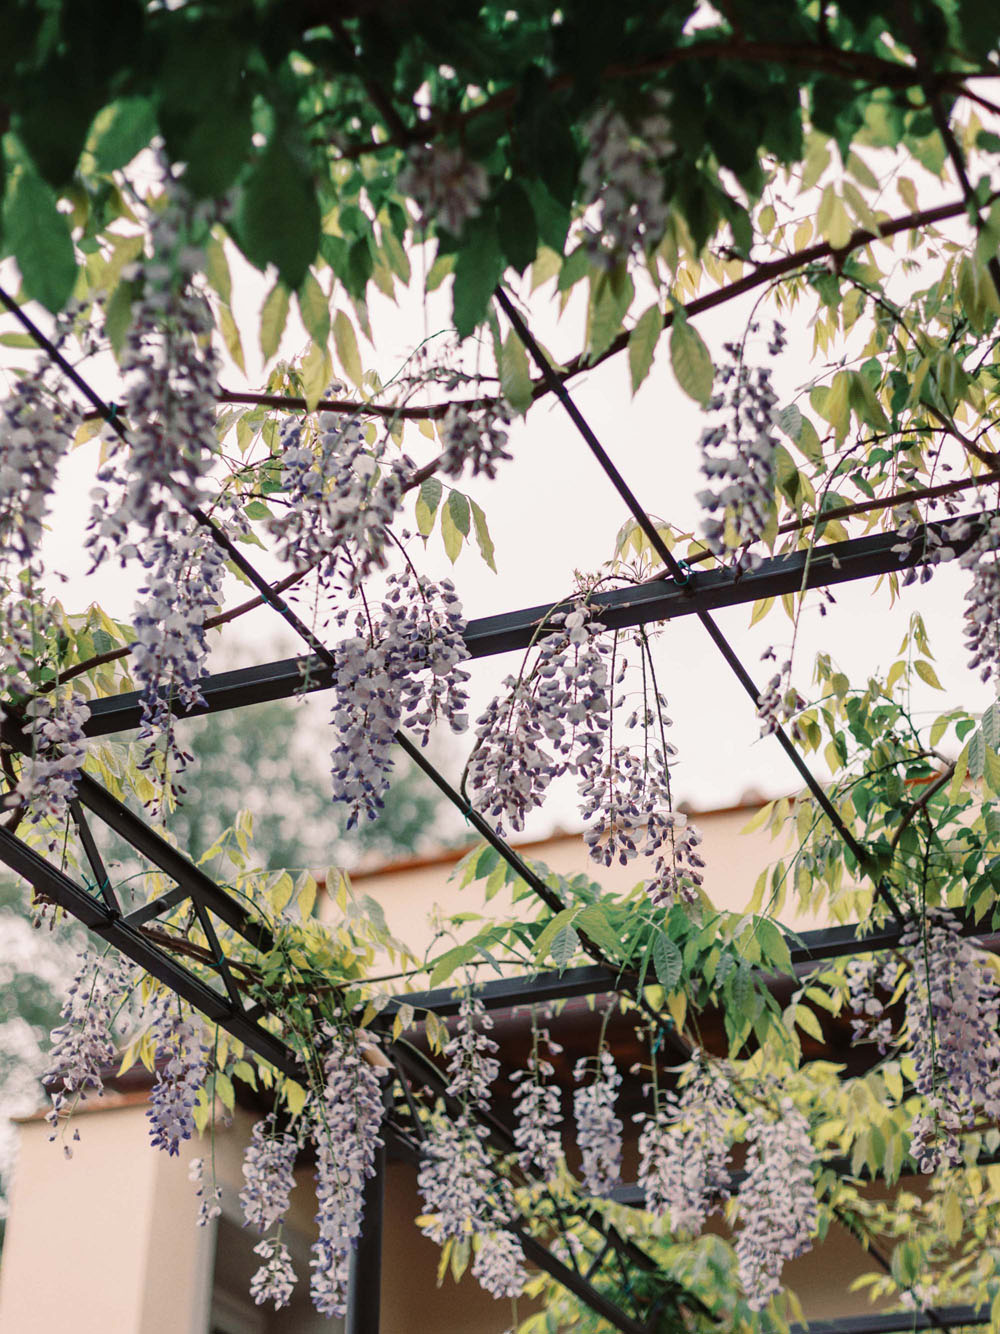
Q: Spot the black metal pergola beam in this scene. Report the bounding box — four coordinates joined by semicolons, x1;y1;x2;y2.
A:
790;1307;987;1333
80;512;984;739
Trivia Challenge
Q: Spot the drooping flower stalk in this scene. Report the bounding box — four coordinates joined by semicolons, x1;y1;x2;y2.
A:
573;1047;622;1197
328;565;469;827
146;1001;207;1157
902;909;1000;1171
309;1026;385;1317
512;1026;563;1181
697;323;786;564
637;1051;734;1232
398;144;489;236
43;950;136;1146
734;1099;818;1311
468;602;610;836
579;95;674;268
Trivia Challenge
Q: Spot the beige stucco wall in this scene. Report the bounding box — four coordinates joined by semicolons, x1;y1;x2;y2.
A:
343;803;826;960
0;1096;212;1334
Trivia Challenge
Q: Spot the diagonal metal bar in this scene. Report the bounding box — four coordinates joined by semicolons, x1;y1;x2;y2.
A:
122;885;191;929
0;822;299;1075
494;285;906;924
78;512;988;737
68;799;119;912
192;899;245;1012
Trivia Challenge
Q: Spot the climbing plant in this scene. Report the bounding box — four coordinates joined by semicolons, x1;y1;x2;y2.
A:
4;1;1000;1329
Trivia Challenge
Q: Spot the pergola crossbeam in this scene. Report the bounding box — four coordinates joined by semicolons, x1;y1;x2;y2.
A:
79;512;985;740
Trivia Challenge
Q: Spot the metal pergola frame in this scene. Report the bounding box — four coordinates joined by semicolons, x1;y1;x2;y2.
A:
0;270;993;1333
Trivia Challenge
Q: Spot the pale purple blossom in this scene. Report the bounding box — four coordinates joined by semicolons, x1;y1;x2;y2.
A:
902;910;1000;1171
399;144;489;236
580;95;674;267
444;995;499;1111
512;1032;563;1180
240;1116;299;1234
250;1237;297;1310
573;1048;622;1196
189;1156;222;1226
636;1053;734;1232
146;1003;207;1156
734;1100;818;1310
309;1027;386;1317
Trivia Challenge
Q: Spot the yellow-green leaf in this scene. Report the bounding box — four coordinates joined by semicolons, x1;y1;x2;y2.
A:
333;309;363;387
669;318;713;405
297;270;331;348
260;282;290;362
500;330;533;415
914;659;943;690
628;304;663;394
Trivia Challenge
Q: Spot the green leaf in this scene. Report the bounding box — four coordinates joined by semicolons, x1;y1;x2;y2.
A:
284;1079;308;1117
794;1003;824;1042
534;907;581;962
298;270;331;349
105;280;136;360
90;97;158;173
204;235;233;306
575;904;621;959
587;267;633;361
652;932;682;991
440;499;463;562
777;403;803;440
333;309;363;387
448;490;471;537
985;746;1000;795
500;330;533;415
260;282;290;363
217;303;246;374
497;180;538;273
237;137;320;290
214;1071;235;1111
628;304;663;394
428;943;476;988
415;477;443;537
669;317;714;406
452;218;502;338
3;167;76;312
470;499;497;572
301;341;332;412
551;924;580;969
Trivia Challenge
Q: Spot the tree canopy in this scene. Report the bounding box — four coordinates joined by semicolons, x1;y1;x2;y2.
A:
4;1;1000;1330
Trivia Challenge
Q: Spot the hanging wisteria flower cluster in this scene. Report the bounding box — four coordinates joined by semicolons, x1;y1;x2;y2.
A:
188;1155;222;1227
959;514;1000;685
145;999;207;1156
309;1026;386;1317
845;954;899;1053
697;323;786;563
329;563;469;825
43;950;136;1148
398;143;490;236
418;991;527;1299
733;1099;818;1310
468;603;611;835
87;177;221;564
0;369;85;825
15;688;91;845
573;1046;623;1196
901;911;1000;1171
511;1027;563;1181
240;1116;301;1309
439;399;513;480
636;1051;734;1233
579;94;674;268
131;519;227;786
269;406;412;581
444;995;500;1109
